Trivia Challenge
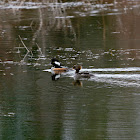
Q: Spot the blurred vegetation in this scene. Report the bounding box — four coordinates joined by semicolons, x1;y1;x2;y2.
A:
0;0;139;64
0;0;131;4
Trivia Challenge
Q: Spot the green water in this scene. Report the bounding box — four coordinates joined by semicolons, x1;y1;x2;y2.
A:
0;1;140;140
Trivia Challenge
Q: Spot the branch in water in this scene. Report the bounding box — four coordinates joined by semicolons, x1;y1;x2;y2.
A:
18;35;30;53
36;43;43;56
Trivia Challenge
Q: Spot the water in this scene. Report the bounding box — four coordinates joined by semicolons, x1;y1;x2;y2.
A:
0;0;140;139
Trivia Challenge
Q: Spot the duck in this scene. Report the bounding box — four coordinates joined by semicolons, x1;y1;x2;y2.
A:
73;65;93;80
51;58;68;74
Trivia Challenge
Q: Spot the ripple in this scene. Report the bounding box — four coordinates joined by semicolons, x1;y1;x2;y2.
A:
44;67;140;88
90;74;140;87
81;67;140;72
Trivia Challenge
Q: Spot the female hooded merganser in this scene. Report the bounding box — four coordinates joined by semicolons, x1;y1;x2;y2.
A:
51;58;68;74
73;65;93;80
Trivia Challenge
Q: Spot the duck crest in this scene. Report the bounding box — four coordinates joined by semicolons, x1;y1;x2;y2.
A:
51;58;68;74
51;58;61;68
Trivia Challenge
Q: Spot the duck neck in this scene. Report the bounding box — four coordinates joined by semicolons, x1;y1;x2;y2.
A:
76;69;80;73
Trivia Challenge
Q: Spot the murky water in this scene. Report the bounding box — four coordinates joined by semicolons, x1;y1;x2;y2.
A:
0;0;140;139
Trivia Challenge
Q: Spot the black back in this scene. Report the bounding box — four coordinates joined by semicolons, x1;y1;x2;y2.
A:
51;58;62;68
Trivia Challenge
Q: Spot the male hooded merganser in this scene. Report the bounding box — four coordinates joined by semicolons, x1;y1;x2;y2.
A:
73;65;93;80
51;58;68;74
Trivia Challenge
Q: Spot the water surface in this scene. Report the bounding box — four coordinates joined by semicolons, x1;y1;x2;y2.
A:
0;1;140;139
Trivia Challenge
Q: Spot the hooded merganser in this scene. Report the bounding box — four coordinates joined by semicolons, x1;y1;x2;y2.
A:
73;65;93;80
51;58;68;74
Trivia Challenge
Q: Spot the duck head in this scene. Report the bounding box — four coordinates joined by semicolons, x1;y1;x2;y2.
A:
51;58;61;68
73;65;82;73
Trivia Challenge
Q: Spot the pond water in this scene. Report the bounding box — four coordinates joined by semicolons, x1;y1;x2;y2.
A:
0;1;140;139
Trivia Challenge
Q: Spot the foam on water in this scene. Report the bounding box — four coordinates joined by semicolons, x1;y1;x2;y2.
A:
43;67;140;87
43;69;51;72
43;67;140;73
81;67;140;72
90;74;140;87
94;74;140;79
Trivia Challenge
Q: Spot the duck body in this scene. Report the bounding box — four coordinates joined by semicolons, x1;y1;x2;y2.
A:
73;65;93;80
74;71;93;80
51;58;68;74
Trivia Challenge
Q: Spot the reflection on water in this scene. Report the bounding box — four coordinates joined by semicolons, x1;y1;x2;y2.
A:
0;0;140;139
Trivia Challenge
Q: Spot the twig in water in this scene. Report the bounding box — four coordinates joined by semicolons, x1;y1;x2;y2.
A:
30;20;34;30
36;43;43;56
18;35;30;53
20;52;29;63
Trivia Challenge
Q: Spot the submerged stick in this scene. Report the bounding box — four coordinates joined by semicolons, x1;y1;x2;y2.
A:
36;43;43;56
18;35;30;53
20;52;29;63
30;20;34;30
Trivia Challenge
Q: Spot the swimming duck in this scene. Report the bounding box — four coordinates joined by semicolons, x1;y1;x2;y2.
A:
51;58;68;74
73;65;93;80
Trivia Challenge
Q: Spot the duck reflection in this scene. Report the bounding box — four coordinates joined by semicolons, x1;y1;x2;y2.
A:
51;67;68;81
73;80;83;87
